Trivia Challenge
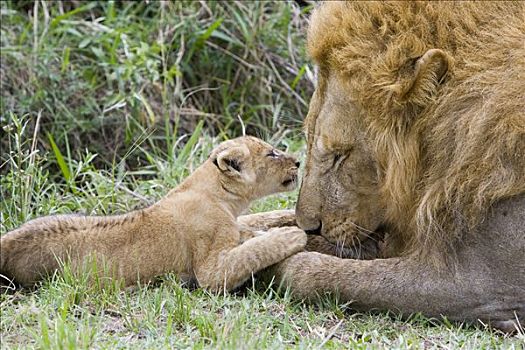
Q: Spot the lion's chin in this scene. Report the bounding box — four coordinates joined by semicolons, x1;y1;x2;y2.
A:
323;224;387;251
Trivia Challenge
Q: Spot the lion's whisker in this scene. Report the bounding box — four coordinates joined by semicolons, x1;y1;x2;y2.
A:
343;219;379;242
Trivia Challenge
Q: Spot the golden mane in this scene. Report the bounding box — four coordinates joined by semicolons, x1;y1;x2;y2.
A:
308;2;525;263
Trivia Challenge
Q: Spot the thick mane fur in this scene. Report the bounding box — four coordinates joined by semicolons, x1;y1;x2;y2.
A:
308;2;525;263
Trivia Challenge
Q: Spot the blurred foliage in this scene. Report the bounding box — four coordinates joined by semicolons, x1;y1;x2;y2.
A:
0;0;314;172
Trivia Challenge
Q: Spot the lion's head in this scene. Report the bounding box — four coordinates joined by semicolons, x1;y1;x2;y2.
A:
297;2;525;263
296;70;386;247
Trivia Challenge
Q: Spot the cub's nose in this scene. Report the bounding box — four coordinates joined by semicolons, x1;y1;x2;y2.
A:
295;161;300;168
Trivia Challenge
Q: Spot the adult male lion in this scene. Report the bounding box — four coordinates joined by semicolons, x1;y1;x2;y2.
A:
245;2;525;331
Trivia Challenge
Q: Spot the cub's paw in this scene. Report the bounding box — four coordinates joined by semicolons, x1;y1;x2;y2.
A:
268;226;307;252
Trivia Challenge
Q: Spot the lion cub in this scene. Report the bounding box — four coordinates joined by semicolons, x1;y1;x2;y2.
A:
1;136;306;291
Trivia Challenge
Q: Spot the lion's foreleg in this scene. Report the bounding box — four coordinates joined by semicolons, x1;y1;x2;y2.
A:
269;252;523;333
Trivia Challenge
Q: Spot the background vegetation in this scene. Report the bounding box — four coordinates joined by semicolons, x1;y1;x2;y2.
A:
1;0;312;170
0;1;522;348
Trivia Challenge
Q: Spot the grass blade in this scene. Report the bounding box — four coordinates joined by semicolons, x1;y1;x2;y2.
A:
185;18;224;63
196;18;224;50
177;120;204;163
50;3;97;28
47;132;71;182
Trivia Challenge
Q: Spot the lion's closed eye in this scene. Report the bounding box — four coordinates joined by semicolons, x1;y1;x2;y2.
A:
332;153;348;169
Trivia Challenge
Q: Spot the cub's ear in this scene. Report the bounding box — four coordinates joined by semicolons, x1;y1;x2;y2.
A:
394;48;452;108
214;145;249;177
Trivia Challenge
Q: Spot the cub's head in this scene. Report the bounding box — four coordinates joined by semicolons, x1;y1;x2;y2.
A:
210;136;300;199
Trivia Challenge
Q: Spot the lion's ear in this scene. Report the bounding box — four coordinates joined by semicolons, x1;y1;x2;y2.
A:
394;49;452;108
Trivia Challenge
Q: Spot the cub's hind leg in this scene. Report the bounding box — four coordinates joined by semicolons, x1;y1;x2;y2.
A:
195;227;306;292
1;222;67;287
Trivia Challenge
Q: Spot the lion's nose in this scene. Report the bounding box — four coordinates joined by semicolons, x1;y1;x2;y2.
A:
296;212;322;234
305;222;322;236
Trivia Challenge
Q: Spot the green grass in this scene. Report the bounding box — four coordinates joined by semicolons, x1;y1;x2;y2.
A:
1;2;523;349
1;117;523;349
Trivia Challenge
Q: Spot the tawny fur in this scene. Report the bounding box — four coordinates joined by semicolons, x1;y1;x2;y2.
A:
304;1;525;263
1;136;306;291
242;2;525;332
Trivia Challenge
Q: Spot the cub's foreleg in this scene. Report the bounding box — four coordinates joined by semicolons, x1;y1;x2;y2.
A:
195;226;306;292
238;227;262;244
237;209;296;231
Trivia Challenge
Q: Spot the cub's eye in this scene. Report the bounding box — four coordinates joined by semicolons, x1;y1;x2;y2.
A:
267;150;279;158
